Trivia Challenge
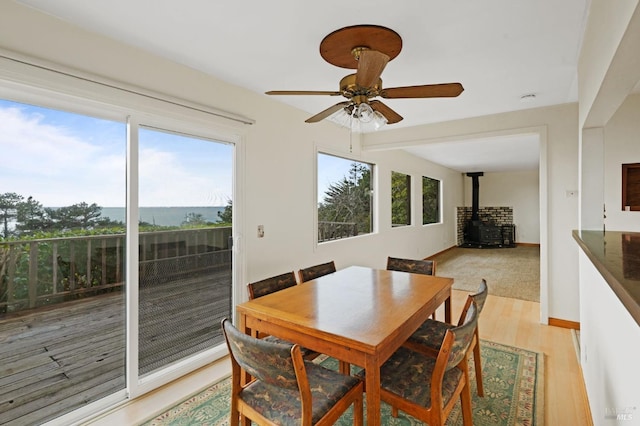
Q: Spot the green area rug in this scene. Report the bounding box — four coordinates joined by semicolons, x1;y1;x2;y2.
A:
142;340;544;425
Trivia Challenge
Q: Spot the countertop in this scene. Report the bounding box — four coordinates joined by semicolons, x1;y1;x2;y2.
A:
573;229;640;326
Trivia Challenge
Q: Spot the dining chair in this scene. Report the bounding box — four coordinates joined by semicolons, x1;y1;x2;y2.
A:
358;301;478;425
386;256;436;276
298;260;336;283
222;318;364;426
247;271;297;300
404;279;488;396
247;272;319;360
386;256;438;319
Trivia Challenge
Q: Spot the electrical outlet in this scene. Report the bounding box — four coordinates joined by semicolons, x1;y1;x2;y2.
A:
257;225;264;238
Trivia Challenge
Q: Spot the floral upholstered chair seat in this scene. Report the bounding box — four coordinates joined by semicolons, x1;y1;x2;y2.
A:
360;346;463;408
408;318;453;349
241;361;362;424
259;335;318;359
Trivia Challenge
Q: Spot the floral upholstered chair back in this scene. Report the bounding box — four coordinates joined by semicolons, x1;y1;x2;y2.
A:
445;301;479;371
222;318;299;390
298;261;336;283
471;279;488;314
247;271;297;300
386;256;436;276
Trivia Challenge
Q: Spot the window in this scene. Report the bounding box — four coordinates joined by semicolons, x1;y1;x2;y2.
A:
317;153;374;242
391;171;411;227
423;176;441;225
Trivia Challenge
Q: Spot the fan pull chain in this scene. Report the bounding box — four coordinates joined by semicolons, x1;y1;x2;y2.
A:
349;112;353;153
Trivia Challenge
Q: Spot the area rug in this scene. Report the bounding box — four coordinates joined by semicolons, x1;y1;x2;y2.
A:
141;340;544;425
432;246;540;302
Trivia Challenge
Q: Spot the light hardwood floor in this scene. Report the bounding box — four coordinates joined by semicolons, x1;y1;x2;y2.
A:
85;290;593;425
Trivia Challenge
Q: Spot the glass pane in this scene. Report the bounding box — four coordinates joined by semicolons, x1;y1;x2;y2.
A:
0;99;126;424
391;171;411;227
317;153;373;242
138;127;233;376
423;176;441;224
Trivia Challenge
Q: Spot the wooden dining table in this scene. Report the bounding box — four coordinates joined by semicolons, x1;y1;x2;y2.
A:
236;265;453;426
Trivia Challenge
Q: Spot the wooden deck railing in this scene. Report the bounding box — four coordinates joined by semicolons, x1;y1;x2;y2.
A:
0;226;232;314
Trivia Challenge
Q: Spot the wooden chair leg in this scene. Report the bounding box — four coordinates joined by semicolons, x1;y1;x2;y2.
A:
473;344;483;396
230;402;239;426
460;370;474;425
354;391;364;426
473;331;484;397
339;361;351;375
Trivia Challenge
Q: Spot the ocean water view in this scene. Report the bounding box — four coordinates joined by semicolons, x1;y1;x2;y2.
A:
101;206;225;227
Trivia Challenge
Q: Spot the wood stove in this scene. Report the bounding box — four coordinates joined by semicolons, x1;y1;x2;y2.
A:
462;172;515;248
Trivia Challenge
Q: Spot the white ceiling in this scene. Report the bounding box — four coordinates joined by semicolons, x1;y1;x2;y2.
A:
17;0;589;173
404;133;541;173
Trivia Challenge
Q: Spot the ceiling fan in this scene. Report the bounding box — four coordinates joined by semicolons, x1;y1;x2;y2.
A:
266;24;464;125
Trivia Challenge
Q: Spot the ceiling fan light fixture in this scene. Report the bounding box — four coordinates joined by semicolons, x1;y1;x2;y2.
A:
372;111;388;130
354;102;374;122
327;106;353;128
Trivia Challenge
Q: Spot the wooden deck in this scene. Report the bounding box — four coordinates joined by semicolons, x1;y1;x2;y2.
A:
0;268;232;425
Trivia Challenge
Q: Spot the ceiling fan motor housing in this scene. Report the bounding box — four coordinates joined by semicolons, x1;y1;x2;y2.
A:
340;74;381;100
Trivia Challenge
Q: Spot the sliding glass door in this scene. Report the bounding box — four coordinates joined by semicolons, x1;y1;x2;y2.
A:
0;99;127;424
0;96;237;424
137;127;233;377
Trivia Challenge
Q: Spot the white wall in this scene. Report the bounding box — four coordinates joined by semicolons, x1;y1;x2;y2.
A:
364;103;580;322
0;2;462;288
578;0;640;129
579;251;640;425
462;170;540;244
603;94;640;231
577;3;640;424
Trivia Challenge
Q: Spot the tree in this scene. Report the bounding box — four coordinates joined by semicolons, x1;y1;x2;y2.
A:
0;192;23;238
48;202;103;230
16;196;52;234
217;200;232;224
391;172;410;226
318;163;371;234
423;177;440;224
182;212;207;226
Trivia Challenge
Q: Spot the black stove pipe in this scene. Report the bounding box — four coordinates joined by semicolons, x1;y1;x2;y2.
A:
466;172;484;221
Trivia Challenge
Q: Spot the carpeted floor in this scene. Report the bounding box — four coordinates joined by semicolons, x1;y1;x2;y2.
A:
141;340;544;425
432;246;540;302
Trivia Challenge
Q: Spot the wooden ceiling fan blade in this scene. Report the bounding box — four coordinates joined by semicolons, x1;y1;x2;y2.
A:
381;82;464;99
355;50;390;88
266;90;341;96
369;100;403;124
305;101;351;123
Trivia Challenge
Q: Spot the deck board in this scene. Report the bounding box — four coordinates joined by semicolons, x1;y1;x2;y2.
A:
0;268;231;425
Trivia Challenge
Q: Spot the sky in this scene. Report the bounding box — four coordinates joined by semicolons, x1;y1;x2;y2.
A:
0;98;362;209
0;99;233;207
